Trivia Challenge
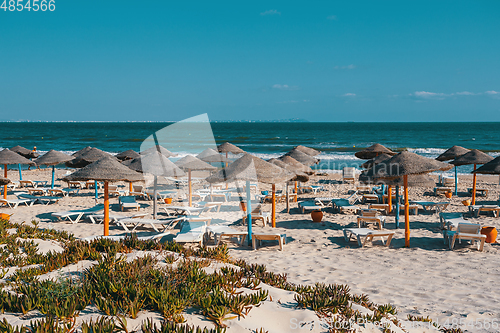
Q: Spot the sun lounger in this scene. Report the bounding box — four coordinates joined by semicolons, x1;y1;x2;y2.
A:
439;175;455;187
468;205;500;218
445;222;486;251
252;233;286;251
118;216;190;232
0;197;35;209
145;189;177;200
331;195;360;214
467;188;488;197
108;185;127;197
51;204;105;223
439;212;465;229
19;180;36;188
298;185;325;194
82;232;172;243
357;216;385;229
119;196;141;212
410;201;450;213
86;180;102;189
7;181;20;191
343;228;395;247
298;200;324;214
194;201;223;213
242;211;271;227
394;204;419;215
173;221;208;246
434;187;453;196
368;204;390;215
206;225;248;246
342;167;356;184
362;193;380;204
87;213;147;225
48;188;79;197
161;205;204;216
17;193;61;205
129;185;149;200
356;184;373;193
67;181;86;189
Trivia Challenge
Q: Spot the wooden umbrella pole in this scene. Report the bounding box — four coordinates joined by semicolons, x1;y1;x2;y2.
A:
225;152;229;190
472;164;477;205
3;165;7;199
246;180;252;246
104;181;109;236
387;185;392;213
404;175;410;247
286;183;290;213
272;184;276;228
188;169;192;207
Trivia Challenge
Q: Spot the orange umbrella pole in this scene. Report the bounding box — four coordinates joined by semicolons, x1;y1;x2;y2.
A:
104;181;109;236
129;182;133;193
404;175;410;247
3;164;6;199
225;152;229;190
387;186;392;214
272;184;276;227
188;170;192;207
294;181;298;201
472;164;477;205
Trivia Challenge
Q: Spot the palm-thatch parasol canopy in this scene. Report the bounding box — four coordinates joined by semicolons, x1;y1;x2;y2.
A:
0;177;10;186
278;155;314;175
206;154;294;184
217;142;245;154
436;146;470;162
116;149;140;161
11;145;39;159
451;149;493;166
360;172;434;187
127;153;185;177
473;156;500;175
267;158;309;182
283;148;319;166
355;143;396;160
34;150;74;166
66;147;114;168
140;145;177;158
294;145;321;156
174;155;217;171
196;148;232;163
0;149;35;165
63;156;143;183
369;151;452;179
360;153;392;169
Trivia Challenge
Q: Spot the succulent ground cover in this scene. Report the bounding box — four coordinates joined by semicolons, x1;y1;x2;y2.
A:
0;218;456;333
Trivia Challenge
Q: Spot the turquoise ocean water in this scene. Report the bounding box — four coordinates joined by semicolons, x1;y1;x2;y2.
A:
1;122;499;174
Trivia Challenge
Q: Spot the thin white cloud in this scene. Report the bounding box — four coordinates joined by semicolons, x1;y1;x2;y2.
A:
485;90;499;95
456;91;475;95
342;93;356;97
260;9;280;16
272;84;299;91
334;64;356;70
413;91;446;98
327;15;337;20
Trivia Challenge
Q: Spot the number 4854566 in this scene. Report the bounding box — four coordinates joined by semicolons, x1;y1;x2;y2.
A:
1;0;56;11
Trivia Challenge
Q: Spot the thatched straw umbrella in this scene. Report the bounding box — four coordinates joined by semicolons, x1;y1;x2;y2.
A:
11;145;39;159
268;158;309;213
116;149;140;161
34;150;74;189
361;153;392;169
278;155;314;198
355;143;396;160
0;177;10;186
175;155;217;206
217;142;245;155
451;149;493;205
371;151;452;247
63;157;143;236
436;146;470;196
294;145;321;156
0;149;34;199
283;148;319;166
206;154;294;242
196;148;232;164
474;156;500;188
127;153;185;219
140;145;177;158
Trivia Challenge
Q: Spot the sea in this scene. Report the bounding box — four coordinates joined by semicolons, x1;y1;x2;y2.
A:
1;122;499;175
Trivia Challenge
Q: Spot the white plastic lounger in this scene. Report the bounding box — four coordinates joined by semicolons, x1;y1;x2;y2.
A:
469;205;500;218
17;193;61;205
161;205;204;216
410;201;450;213
87;213;147;225
118;216;187;232
439;212;464;229
446;223;486;251
206;226;248;246
343;228;395;247
0;198;35;209
47;188;79;197
173;221;208;246
82;232;172;243
119;196;141;211
51;204;105;223
252;233;286;251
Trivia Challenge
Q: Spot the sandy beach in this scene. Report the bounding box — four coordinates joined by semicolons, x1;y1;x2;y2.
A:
1;167;499;332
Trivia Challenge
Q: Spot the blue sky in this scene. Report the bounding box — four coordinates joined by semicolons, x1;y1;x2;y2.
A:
1;1;499;122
